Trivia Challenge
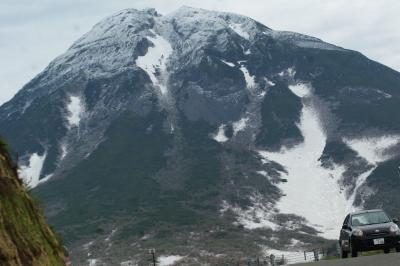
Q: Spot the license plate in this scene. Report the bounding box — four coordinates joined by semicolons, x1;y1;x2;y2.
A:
373;238;385;245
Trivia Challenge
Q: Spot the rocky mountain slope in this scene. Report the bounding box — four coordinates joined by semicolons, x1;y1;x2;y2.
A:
0;139;67;266
0;6;400;265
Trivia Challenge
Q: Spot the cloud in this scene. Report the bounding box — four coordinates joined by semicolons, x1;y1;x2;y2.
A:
0;0;399;105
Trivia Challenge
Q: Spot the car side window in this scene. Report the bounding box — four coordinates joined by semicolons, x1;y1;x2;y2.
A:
343;215;350;226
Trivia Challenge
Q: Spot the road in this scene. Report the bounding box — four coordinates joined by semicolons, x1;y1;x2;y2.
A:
295;253;400;266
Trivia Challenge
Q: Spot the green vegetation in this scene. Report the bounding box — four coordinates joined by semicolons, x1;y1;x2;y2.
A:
0;141;67;266
256;82;303;150
0;138;10;153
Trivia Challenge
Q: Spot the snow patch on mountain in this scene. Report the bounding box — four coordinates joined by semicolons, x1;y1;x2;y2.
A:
105;228;117;242
38;174;53;185
212;125;229;143
229;22;250;40
220;59;235;67
232;117;249;135
19;152;47;188
239;65;256;88
88;258;98;266
344;136;399;165
343;135;400;206
243;48;251;55
60;143;68;160
264;78;275;87
136;30;173;95
221;197;280;231
375;89;392;99
257;170;269;179
288;83;312;98
259;83;353;239
67;95;84;128
257;83;399;239
158;255;184;266
348;169;375;207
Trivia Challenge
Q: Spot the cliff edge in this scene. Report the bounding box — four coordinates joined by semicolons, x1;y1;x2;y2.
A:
0;139;67;266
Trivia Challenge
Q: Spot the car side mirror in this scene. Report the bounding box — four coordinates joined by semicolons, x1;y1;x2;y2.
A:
342;225;349;230
393;218;399;224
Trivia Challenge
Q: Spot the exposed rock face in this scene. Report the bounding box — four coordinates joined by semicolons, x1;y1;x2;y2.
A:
0;6;400;265
0;141;67;266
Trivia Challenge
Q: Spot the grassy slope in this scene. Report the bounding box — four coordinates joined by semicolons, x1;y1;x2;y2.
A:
0;140;67;266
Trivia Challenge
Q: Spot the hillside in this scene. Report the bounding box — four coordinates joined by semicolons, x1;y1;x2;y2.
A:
0;140;67;266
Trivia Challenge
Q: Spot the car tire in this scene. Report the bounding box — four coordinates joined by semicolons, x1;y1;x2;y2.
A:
339;241;349;259
384;248;390;254
396;247;400;253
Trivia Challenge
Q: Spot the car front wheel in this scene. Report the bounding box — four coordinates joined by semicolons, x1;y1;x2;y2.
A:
384;248;390;254
396;247;400;253
339;241;349;259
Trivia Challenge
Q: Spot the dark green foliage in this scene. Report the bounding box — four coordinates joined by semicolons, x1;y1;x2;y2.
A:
257;82;303;150
364;158;400;218
320;141;359;165
35;110;172;242
35;112;226;244
180;118;222;191
0;146;67;265
0;138;9;153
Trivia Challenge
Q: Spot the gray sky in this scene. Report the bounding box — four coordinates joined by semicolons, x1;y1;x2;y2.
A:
1;0;399;105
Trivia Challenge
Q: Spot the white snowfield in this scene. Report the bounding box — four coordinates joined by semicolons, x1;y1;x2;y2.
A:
239;64;256;89
344;135;400;206
229;22;250;40
344;136;399;165
136;30;173;95
213;124;229;143
158;255;184;266
221;198;280;231
220;59;235;67
232;117;249;136
19;152;47;188
288;83;312;98
88;258;98;266
60;143;68;160
258;82;400;239
66;95;84;128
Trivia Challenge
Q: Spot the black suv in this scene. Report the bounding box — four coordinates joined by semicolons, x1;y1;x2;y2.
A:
339;209;400;258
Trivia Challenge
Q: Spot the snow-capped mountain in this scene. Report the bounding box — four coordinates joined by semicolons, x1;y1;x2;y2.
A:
1;6;400;265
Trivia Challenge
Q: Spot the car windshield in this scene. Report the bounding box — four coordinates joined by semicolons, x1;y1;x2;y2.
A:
351;211;390;226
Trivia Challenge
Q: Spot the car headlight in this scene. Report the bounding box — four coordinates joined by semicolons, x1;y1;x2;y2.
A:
353;229;364;237
389;224;400;235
